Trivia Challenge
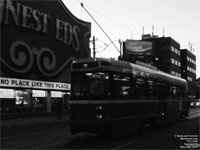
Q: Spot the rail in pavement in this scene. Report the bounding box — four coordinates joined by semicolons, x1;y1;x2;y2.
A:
1;114;69;137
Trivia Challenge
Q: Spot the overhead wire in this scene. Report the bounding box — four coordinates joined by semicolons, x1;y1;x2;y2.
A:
71;0;138;57
96;40;119;53
81;3;120;53
73;0;138;36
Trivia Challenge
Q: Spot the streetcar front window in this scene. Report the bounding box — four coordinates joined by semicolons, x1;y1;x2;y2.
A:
71;72;110;99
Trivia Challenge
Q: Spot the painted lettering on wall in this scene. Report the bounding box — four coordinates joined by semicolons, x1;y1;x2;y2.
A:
1;0;85;52
0;0;91;78
4;0;50;33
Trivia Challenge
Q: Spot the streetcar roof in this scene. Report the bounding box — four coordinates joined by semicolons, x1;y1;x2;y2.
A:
71;57;187;86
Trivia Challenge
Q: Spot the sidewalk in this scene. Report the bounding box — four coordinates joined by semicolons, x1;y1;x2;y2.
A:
1;114;70;137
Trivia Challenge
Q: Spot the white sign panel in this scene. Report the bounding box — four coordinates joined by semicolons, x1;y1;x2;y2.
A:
0;89;15;98
0;77;70;91
125;40;152;55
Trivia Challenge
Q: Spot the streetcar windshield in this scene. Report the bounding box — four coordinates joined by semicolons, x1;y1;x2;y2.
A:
71;71;132;100
71;72;110;99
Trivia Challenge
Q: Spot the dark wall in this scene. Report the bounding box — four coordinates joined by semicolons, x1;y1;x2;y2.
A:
1;0;91;83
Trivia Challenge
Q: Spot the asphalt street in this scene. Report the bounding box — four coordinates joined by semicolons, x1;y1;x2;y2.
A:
1;108;200;149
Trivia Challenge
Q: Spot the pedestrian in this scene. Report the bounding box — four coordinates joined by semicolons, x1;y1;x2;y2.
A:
57;99;63;119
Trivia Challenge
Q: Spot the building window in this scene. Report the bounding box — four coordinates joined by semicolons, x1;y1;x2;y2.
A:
171;46;175;52
177;50;180;55
175;60;178;66
171;58;175;64
178;62;181;67
187;76;193;81
174;48;177;54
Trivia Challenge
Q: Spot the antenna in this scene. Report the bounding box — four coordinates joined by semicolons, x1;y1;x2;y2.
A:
188;42;190;50
152;25;154;36
142;26;144;36
131;31;133;39
81;3;120;54
163;27;165;37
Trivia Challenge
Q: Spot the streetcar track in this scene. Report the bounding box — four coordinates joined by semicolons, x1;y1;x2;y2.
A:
2;132;69;148
1;110;199;149
1;127;70;140
111;114;200;150
40;115;199;149
111;140;136;150
1;127;71;149
36;132;89;149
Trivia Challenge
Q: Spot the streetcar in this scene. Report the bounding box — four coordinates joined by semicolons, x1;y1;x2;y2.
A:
69;57;189;136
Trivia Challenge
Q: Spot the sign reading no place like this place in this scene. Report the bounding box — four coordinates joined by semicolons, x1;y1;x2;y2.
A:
0;77;70;91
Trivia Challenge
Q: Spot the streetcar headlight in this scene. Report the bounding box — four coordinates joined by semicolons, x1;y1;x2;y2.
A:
96;106;102;110
96;114;103;119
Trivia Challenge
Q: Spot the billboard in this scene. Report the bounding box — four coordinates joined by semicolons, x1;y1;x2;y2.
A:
124;40;153;56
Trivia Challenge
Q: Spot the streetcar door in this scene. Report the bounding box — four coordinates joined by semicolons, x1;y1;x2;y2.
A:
157;83;167;123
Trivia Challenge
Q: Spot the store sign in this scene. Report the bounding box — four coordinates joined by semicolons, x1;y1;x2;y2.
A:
0;77;70;91
124;40;152;55
0;0;91;81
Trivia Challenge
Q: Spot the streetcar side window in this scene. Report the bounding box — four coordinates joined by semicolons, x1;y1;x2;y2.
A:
179;86;187;98
170;86;178;98
156;83;167;99
147;80;156;98
111;73;131;98
135;78;146;98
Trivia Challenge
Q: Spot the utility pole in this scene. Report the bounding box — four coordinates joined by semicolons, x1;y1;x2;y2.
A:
119;39;122;59
92;36;96;58
81;3;120;54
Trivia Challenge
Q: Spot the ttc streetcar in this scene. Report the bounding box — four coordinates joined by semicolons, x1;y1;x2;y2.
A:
69;57;189;136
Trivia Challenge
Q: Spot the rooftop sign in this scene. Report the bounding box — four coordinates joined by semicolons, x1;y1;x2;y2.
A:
124;40;153;56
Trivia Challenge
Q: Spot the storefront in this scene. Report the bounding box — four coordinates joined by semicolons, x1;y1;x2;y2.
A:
0;77;70;113
0;0;91;114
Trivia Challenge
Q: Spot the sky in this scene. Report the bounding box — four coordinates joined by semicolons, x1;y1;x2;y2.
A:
63;0;200;78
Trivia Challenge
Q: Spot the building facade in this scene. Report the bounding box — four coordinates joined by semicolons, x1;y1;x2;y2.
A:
196;78;200;99
122;35;197;100
144;36;181;77
123;35;182;77
181;49;197;98
0;0;91;114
